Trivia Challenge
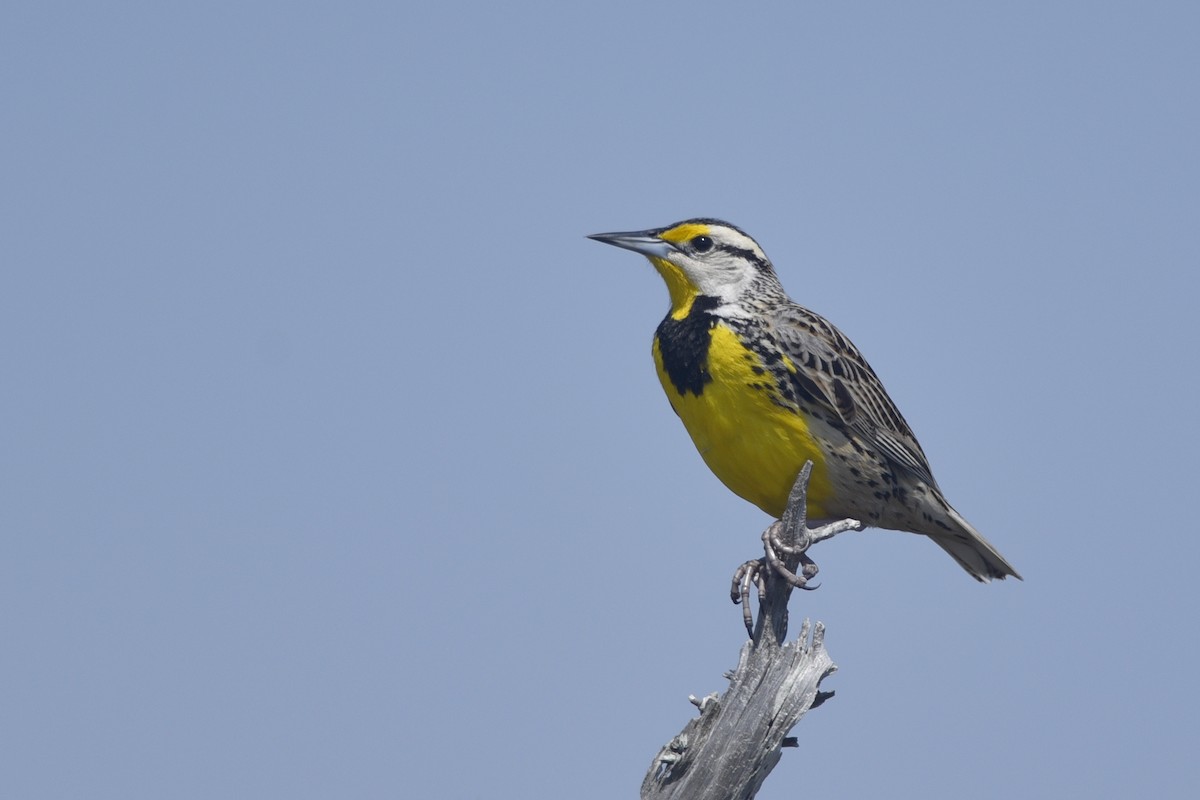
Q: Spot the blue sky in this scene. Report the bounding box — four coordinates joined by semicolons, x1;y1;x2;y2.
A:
4;2;1198;798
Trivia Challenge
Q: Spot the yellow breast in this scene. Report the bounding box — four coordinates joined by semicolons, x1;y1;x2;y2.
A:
653;322;835;518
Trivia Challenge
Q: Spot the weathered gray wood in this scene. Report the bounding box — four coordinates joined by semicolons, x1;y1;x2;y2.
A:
640;463;855;800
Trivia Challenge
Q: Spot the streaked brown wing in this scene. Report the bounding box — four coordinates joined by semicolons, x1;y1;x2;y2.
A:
768;304;939;488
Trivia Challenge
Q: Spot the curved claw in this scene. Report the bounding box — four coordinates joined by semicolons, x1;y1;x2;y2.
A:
730;559;769;637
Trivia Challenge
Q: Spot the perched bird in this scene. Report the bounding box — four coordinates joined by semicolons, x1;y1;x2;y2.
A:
588;219;1020;581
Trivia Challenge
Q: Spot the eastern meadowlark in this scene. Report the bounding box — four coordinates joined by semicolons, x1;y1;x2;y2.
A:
589;219;1020;582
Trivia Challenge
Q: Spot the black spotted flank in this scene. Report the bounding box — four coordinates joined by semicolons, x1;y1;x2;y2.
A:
655;295;720;397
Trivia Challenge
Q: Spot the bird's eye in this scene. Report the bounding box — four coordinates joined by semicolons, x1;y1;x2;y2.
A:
692;235;714;253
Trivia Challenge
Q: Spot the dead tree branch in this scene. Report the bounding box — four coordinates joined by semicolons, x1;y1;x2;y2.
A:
640;462;860;800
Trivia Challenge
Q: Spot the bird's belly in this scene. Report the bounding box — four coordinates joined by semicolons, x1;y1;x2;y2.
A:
654;325;836;519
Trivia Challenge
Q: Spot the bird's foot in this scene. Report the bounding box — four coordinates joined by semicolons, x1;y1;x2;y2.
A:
730;522;822;636
730;517;863;637
727;463;865;637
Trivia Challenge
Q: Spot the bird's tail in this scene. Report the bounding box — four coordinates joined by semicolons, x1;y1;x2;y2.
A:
932;506;1022;582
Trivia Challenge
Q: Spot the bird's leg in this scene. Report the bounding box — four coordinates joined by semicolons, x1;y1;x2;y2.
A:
730;462;863;637
762;517;862;587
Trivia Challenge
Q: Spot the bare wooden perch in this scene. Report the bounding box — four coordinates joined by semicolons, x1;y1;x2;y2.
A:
640;462;862;800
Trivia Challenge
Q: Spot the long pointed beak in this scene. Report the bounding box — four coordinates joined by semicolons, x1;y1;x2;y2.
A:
587;229;674;258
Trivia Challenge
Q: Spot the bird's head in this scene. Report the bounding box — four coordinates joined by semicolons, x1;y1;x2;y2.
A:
588;219;779;318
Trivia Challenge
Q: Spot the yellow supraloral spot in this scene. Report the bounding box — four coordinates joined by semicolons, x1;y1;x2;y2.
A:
658;222;712;245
